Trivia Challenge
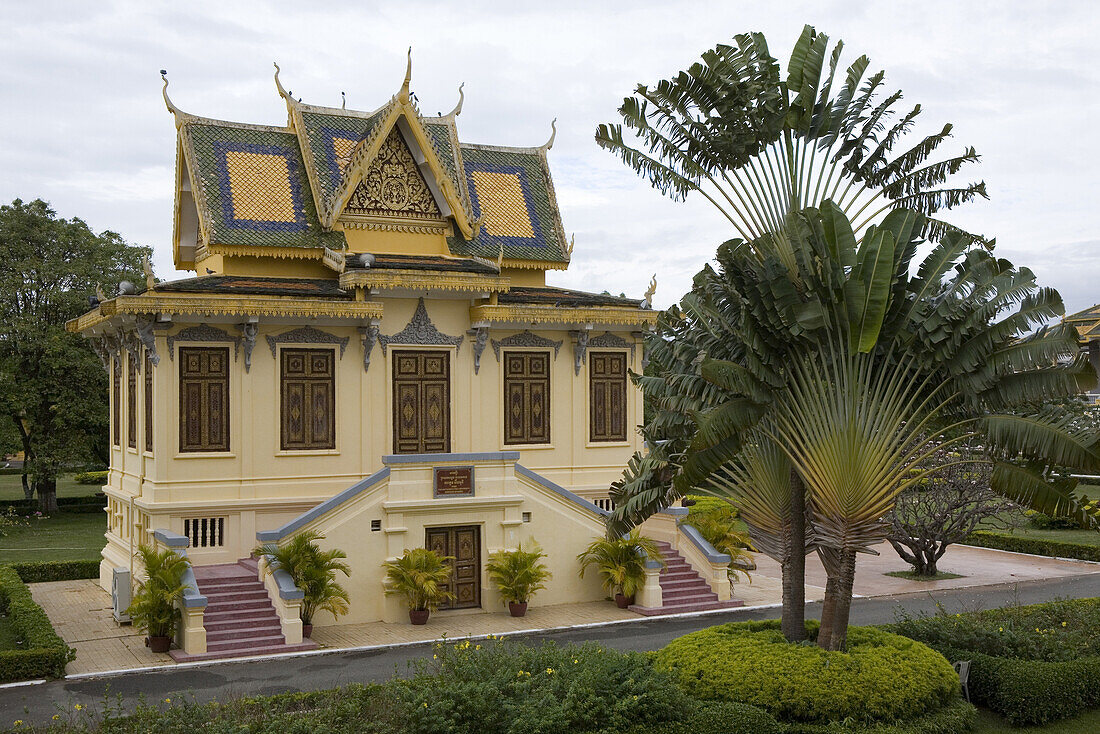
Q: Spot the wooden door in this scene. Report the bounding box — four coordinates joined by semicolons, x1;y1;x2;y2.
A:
393;350;450;454
425;525;480;609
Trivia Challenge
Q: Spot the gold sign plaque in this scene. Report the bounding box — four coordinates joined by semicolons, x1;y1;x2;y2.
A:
434;466;474;497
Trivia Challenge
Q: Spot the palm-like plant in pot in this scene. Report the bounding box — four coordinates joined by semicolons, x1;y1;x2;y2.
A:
255;531;351;637
127;544;190;653
577;530;662;608
486;543;552;617
383;548;456;624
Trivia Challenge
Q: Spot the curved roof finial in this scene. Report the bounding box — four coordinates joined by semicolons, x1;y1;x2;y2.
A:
540;118;557;151
445;82;465;117
273;61;293;103
160;70;185;124
399;47;412;103
341;91;346;110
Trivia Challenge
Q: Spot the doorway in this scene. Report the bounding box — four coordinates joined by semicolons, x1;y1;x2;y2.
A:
425;525;480;609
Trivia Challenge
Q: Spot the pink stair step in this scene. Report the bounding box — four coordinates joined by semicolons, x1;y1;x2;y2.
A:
169;640;317;663
207;624;281;643
207;633;288;652
204;615;283;632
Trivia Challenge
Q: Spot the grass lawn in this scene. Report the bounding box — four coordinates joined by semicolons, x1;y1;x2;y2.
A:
0;614;20;650
977;483;1100;548
974;707;1100;733
883;570;963;581
0;473;100;503
0;511;104;562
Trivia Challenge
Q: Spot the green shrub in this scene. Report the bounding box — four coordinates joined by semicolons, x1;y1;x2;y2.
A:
0;565;75;682
783;698;976;734
965;530;1100;562
3;495;107;515
397;638;685;734
656;621;959;725
74;470;109;485
884;598;1100;725
685;495;738;519
12;560;100;583
616;700;782;734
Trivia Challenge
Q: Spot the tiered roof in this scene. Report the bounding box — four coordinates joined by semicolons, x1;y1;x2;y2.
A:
1065;303;1100;341
165;56;570;271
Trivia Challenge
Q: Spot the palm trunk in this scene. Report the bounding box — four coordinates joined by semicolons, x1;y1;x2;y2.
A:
825;549;857;651
816;547;840;648
780;469;807;642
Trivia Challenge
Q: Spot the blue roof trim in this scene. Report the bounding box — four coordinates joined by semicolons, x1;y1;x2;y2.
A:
212;140;309;232
383;451;520;465
515;464;609;517
464;161;546;250
678;522;732;564
256;467;391;542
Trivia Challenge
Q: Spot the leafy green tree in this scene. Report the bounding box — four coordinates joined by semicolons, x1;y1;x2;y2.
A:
0;198;148;511
599;28;1099;649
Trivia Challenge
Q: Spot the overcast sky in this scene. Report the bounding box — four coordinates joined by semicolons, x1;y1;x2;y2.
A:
2;1;1097;315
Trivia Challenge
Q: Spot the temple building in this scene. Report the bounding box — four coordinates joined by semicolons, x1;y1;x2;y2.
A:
68;57;739;659
1066;304;1100;404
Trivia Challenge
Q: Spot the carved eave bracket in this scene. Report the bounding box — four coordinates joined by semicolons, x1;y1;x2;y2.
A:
134;315;160;366
265;326;350;359
570;329;591;376
469;327;489;374
359;323;381;372
166;324;241;361
490;330;564;362
379;298;463;355
238;323;259;372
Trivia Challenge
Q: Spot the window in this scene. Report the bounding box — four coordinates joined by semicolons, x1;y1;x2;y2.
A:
178;347;230;452
112;357;121;447
280;348;335;450
127;356;137;449
184;517;225;548
589;351;627;442
503;351;550;444
144;352;154;454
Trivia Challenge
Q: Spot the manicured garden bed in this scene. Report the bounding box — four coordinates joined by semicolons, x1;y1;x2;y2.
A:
885;598;1100;726
0;566;74;682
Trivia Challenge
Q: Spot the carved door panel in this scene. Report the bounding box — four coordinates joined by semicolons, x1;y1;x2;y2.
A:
425;525;481;610
392;350;450;454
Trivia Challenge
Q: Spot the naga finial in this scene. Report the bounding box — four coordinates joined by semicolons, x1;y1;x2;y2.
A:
496;243;504;271
341;91;346;110
565;233;575;259
160;70;185;125
399;47;413;103
95;284;107;303
540;117;557;151
445;82;465;117
643;274;657;307
142;254;156;291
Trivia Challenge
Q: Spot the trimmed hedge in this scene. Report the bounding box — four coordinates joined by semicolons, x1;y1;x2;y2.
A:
783;698;976;734
655;620;959;726
618;701;782;734
2;495;107;515
964;530;1100;562
12;560;100;583
74;470;109;485
0;566;75;682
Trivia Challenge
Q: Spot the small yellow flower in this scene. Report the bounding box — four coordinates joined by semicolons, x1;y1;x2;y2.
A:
573;658;579;664
546;667;554;674
74;704;83;711
423;702;429;708
1062;621;1068;627
518;670;526;677
475;644;481;650
998;627;1004;632
1036;628;1041;633
52;715;60;721
13;722;22;727
433;654;437;659
164;698;171;703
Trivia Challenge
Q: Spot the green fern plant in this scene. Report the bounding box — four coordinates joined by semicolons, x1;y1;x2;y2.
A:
486;544;552;605
382;548;455;612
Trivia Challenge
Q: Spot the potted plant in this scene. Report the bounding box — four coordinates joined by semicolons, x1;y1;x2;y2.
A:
486;543;552;617
256;531;350;637
577;530;662;608
382;548;455;624
126;544;190;653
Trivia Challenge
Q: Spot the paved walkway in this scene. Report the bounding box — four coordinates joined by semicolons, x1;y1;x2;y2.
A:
27;541;1095;677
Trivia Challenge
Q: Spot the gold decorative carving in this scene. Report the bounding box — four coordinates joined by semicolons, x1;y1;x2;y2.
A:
344;128;442;221
339;269;510;294
469;304;658;328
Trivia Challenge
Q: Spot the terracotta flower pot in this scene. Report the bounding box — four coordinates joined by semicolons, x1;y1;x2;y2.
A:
508;601;528;618
410;609;430;625
614;593;634;609
147;635;171;653
302;624;313;638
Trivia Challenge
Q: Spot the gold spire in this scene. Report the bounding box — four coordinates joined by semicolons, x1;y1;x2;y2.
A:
445;82;465;117
399;47;412;104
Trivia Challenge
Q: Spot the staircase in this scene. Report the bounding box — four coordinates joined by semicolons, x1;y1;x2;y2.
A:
629;541;744;616
168;558;317;662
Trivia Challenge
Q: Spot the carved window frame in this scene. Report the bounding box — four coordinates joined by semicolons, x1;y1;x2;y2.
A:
501;350;552;447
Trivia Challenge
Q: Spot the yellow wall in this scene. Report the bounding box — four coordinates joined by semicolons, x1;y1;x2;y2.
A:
99;294;644;594
340;227;451;256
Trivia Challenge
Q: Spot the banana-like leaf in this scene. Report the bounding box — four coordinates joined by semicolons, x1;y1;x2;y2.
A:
983;413;1100;473
991;462;1099;530
847;228;895;352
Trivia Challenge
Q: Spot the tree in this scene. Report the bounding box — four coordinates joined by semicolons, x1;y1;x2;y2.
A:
599;25;988;643
886;447;1015;576
0;199;149;512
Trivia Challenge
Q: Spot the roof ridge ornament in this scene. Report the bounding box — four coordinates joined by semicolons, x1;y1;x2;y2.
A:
399;47;412;104
642;274;657;309
160;70;187;127
565;233;575;259
445;82;464;117
273;62;293;104
540;118;557;151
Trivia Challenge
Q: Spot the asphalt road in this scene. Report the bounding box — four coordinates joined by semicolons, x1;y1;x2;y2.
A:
4;572;1100;726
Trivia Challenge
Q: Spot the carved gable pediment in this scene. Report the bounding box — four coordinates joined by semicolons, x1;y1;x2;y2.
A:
340;127;445;228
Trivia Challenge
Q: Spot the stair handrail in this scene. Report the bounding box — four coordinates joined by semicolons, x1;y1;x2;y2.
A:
259;554;305;601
